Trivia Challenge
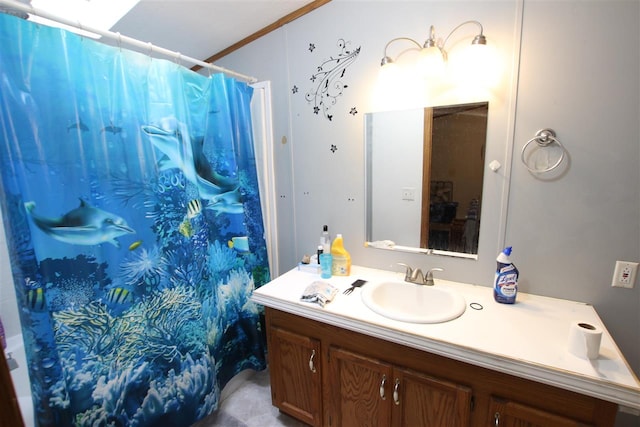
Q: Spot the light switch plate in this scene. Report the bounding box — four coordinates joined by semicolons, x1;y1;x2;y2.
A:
401;187;415;201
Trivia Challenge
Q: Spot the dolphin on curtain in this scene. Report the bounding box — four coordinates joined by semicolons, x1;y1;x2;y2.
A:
24;199;135;247
141;120;240;202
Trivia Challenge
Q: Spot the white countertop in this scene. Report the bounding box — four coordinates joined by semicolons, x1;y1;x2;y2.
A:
251;265;640;412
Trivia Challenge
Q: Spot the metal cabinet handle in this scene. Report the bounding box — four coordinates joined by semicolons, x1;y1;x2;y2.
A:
393;378;400;405
494;412;500;426
309;349;317;373
379;375;386;400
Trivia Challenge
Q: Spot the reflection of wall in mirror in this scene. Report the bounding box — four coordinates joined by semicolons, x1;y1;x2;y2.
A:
370;109;423;248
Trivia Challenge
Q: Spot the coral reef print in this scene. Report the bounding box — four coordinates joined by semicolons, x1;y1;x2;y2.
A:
0;14;269;427
305;38;361;121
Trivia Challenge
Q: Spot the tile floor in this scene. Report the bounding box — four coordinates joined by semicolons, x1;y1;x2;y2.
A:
194;369;307;427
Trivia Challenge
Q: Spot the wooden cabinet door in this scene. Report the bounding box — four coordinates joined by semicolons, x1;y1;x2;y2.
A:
391;367;472;427
489;396;594;427
269;326;322;427
329;347;393;427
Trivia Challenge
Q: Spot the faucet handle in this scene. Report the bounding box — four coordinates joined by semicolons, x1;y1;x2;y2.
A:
425;268;444;286
397;263;413;281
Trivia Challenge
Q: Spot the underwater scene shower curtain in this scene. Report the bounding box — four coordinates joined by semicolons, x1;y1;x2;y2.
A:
0;13;269;427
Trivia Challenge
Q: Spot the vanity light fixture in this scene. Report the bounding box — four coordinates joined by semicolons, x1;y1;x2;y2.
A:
380;20;488;81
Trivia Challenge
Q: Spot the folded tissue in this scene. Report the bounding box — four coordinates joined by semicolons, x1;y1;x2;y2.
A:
300;281;338;307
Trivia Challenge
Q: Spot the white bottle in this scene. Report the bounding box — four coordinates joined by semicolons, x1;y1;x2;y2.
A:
320;225;331;254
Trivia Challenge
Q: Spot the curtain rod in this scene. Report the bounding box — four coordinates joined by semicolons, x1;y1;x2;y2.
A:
0;0;258;83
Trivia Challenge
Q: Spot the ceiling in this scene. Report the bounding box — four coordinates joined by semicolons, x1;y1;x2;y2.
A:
110;0;326;66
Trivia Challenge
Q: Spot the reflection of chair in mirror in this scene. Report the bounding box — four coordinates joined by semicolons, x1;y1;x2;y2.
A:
449;219;466;252
428;192;480;253
428;181;458;250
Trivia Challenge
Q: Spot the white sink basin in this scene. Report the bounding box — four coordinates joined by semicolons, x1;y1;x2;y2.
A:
361;281;466;323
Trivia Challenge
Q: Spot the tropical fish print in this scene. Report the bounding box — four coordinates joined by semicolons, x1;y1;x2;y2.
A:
178;218;194;238
227;236;250;252
128;240;143;251
186;199;202;219
105;287;133;305
26;287;46;311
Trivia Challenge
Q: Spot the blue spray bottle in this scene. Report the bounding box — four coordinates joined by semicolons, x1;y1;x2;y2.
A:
494;246;519;304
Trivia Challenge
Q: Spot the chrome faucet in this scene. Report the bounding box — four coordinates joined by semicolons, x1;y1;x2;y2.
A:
425;267;444;286
398;263;444;286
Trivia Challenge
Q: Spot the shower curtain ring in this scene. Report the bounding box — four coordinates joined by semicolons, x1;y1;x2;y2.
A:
147;42;153;57
116;32;122;51
76;20;85;39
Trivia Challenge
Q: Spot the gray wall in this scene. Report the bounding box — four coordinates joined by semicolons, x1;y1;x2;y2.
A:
510;3;639;421
217;1;639;417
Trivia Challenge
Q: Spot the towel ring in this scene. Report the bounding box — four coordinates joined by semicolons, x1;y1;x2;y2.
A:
521;128;565;173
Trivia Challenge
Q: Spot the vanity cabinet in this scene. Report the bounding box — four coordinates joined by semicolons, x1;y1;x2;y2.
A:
328;347;392;427
488;396;596;427
265;307;618;427
328;347;472;426
267;325;322;426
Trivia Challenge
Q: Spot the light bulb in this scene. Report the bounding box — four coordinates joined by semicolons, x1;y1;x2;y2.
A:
378;61;400;86
450;43;500;88
374;62;425;111
416;46;445;80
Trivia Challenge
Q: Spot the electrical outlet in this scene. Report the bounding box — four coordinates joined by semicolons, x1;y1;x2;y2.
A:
611;261;638;289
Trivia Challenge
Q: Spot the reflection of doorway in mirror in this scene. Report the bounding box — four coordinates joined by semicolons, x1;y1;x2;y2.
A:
421;103;487;253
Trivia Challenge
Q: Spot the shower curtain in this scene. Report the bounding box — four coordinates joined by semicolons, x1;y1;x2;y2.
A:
0;13;269;427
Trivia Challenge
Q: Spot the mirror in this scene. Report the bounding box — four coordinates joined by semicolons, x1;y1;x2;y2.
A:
365;102;489;258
